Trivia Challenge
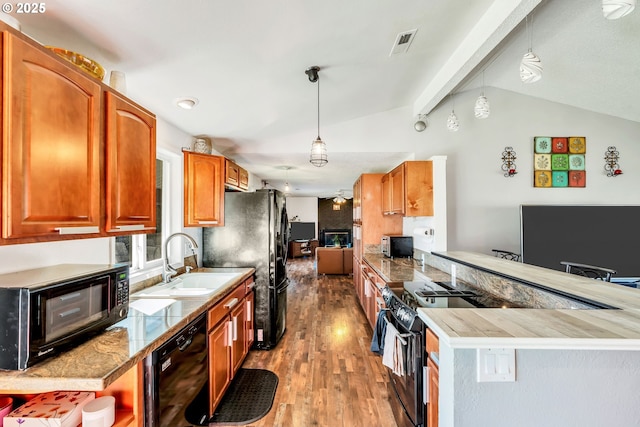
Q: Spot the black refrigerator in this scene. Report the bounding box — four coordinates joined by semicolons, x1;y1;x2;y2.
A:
202;189;289;349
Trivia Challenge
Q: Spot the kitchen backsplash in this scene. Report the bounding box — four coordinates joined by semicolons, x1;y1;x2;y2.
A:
416;249;594;309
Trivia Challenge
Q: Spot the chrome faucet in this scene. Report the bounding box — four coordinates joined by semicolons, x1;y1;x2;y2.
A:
163;232;198;282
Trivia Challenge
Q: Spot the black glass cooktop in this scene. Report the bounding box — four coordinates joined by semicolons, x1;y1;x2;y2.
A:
389;280;524;310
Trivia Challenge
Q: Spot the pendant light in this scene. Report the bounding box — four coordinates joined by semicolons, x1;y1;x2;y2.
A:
474;71;490;119
520;15;543;83
446;93;459;132
306;66;328;167
282;166;291;192
602;0;636;19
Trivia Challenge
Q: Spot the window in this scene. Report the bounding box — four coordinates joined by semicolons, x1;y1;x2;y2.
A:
115;157;166;272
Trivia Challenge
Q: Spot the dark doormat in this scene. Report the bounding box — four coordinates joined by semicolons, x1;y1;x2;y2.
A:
185;368;278;426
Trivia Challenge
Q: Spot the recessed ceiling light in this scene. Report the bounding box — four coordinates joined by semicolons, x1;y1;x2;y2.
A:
176;97;199;110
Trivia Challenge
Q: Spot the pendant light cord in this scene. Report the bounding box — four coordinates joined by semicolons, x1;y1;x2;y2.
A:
317;75;321;139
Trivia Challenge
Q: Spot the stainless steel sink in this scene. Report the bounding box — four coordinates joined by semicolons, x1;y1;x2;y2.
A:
131;272;242;298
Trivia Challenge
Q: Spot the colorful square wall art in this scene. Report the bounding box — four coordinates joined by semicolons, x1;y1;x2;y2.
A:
533;136;586;187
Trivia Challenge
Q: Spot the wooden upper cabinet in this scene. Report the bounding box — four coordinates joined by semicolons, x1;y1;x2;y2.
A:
184;151;225;227
224;159;249;191
105;92;156;233
225;159;240;187
239;167;249;190
380;174;391;215
390;163;405;214
354;174;402;258
382;161;433;217
2;33;102;239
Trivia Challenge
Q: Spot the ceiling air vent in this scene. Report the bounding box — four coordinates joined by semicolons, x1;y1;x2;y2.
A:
389;29;417;56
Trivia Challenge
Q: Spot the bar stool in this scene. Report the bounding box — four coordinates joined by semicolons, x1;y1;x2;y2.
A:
560;261;616;282
491;249;521;261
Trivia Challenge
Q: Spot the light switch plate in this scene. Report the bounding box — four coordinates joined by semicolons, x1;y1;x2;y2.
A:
477;348;516;382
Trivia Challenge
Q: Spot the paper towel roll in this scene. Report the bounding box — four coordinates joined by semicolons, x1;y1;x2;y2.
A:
413;227;433;236
82;396;116;427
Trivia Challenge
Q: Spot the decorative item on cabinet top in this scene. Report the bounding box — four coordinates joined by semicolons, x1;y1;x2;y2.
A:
193;137;212;154
45;46;105;80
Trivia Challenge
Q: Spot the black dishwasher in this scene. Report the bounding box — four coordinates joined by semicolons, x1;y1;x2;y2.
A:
144;313;208;427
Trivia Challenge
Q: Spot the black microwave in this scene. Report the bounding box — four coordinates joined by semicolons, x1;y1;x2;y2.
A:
381;235;413;258
0;263;129;370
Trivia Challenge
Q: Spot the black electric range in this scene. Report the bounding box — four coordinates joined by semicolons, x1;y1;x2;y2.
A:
381;279;523;331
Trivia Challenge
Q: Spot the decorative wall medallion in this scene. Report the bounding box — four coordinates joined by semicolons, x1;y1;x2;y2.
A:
604;146;623;177
534;136;586;187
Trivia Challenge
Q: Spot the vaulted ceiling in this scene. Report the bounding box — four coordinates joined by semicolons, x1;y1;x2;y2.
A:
9;0;639;198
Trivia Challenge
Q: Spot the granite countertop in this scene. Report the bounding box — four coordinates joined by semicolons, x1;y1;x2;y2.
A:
363;253;451;283
0;267;254;393
364;251;640;351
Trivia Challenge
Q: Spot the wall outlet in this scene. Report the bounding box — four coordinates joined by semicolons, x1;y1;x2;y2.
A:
477;348;516;382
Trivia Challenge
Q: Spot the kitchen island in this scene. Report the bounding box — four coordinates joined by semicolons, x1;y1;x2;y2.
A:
0;267;254;425
366;251;640;426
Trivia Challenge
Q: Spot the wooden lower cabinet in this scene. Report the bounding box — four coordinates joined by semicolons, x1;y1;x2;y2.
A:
209;318;232;413
207;278;254;413
230;300;246;376
244;286;255;353
426;328;440;427
359;262;386;329
97;361;145;427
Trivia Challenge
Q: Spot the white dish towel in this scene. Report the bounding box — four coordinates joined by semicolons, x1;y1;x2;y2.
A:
382;321;406;377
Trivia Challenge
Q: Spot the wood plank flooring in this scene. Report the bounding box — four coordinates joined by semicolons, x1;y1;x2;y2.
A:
240;257;398;427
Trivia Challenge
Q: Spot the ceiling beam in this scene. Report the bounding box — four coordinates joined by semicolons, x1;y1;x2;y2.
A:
413;0;542;117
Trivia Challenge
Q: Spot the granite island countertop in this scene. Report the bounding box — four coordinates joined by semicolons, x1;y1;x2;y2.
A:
0;267;254;393
364;251;640;351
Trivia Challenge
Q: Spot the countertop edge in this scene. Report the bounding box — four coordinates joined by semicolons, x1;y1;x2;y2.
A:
0;267;255;393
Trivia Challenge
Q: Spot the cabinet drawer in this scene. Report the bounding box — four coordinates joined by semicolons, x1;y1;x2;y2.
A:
207;285;246;330
244;277;255;295
426;328;439;361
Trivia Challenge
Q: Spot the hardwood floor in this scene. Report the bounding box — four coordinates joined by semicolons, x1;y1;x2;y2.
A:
240;257;398;427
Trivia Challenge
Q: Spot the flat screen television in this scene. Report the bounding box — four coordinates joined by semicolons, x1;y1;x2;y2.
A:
520;205;640;278
289;222;315;241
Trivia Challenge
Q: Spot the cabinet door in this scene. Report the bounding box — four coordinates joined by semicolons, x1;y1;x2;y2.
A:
427;357;439;427
105;92;156;232
239;167;249;190
353;177;362;223
209;319;231;413
225;159;239;187
405;161;434;217
245;290;255;352
184;152;225;227
390;163;405;215
230;300;246;375
2;34;101;239
381;173;391;215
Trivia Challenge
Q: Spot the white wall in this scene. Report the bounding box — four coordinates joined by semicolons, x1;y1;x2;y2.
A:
285;197;318;222
412;88;640;255
285;196;319;237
